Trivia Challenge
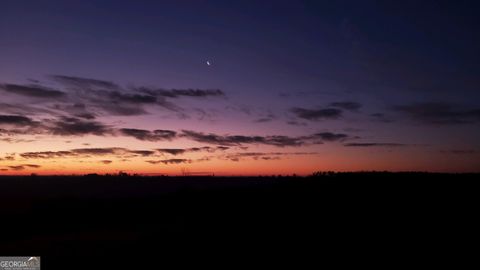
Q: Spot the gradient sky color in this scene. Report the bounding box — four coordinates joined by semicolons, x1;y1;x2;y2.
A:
1;0;479;175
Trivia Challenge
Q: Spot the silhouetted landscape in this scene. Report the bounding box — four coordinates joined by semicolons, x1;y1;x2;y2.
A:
1;172;477;268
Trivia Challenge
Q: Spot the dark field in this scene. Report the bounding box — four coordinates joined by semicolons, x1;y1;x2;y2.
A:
0;172;478;268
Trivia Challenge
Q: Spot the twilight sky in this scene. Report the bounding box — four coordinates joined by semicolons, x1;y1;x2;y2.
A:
1;0;479;175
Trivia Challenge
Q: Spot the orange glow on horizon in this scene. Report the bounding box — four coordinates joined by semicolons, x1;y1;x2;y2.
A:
2;145;478;176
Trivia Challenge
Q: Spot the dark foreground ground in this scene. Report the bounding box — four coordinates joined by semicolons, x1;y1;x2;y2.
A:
0;172;478;268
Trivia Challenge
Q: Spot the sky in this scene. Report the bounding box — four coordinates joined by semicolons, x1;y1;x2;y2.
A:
1;0;479;175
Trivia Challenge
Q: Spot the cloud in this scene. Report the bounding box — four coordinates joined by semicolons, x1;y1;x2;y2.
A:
190;146;229;152
221;151;317;162
344;143;406;147
99;104;149;116
99;160;113;164
0;84;65;98
70;148;125;155
138;87;225;98
0;154;15;161
180;130;236;146
156;149;187;155
46;75;222;117
1;113;352;149
7;164;41;171
0;115;36;126
70;89;154;116
181;130;350;147
0;75;361;152
0;103;56;116
1;116;179;141
263;136;307;147
108;91;157;104
0;115;118;138
290;107;343;121
0;138;35;143
128;150;156;157
308;132;349;142
393;102;480;125
181;130;305;147
156;146;229;155
19;148;156;159
260;156;281;160
2;75;228;122
17;146;231;164
74;113;97;120
119;128;177;141
70;74;212;97
146;159;191;165
50;75;119;89
50;117;112;136
330;102;362;111
20;151;74;159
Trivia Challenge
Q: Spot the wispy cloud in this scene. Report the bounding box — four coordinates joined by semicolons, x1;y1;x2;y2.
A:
156;146;227;156
99;160;113;164
220;152;317;162
50;117;112;136
50;75;119;89
137;87;225;98
0;84;65;98
6;164;41;171
19;148;157;159
308;132;349;142
146;159;191;165
0;115;37;126
181;130;306;147
290;107;343;121
119;128;177;141
344;143;406;147
0;75;228;121
181;130;350;147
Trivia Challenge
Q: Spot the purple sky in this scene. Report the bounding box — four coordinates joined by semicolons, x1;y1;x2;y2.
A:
1;1;479;174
